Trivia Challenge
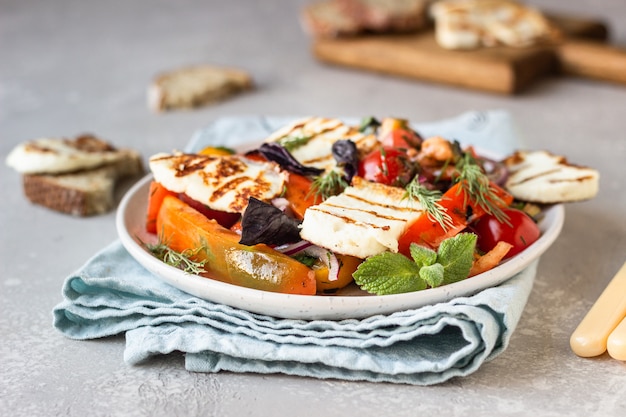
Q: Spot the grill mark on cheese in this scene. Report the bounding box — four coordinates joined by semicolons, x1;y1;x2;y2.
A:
149;152;286;213
209;176;249;202
299;176;425;257
213;157;247;177
306;119;343;135
342;192;418;214
307;206;392;231
177;158;214;177
322;202;408;224
267;118;377;171
301;153;337;165
509;166;595;186
275;118;343;142
208;172;275;212
24;143;57;154
352;135;376;148
549;175;596;183
70;135;117;153
507;167;562;186
23;135;117;155
287;121;351;165
149;153;215;177
503;150;599;203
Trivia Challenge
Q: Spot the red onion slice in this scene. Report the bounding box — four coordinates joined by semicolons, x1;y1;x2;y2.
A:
276;240;313;256
271;197;290;212
277;241;341;282
303;246;340;282
481;157;509;186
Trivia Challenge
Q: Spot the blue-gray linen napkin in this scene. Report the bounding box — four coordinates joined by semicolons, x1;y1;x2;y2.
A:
53;110;536;386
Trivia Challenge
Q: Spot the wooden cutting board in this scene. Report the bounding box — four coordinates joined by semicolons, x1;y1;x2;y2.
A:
312;15;626;94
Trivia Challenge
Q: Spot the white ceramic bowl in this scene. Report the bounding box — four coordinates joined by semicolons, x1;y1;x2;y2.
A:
116;174;564;320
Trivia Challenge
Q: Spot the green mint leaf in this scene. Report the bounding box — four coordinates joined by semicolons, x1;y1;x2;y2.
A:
353;252;427;295
437;232;477;284
419;263;445;288
409;243;437;269
353;233;477;296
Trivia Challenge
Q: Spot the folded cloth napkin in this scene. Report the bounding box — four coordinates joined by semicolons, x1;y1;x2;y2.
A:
53;110;535;386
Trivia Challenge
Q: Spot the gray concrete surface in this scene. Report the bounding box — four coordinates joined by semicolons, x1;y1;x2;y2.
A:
1;0;625;416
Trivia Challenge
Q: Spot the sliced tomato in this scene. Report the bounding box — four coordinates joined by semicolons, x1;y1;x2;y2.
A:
157;196;316;295
470;207;541;259
177;193;240;229
358;147;416;187
243;151;267;162
397;181;513;255
283;172;322;219
230;219;243;235
313;254;362;293
378;118;422;149
146;181;177;233
380;128;421;149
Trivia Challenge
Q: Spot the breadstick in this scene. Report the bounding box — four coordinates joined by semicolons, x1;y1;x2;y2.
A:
570;261;626;357
607;316;626;361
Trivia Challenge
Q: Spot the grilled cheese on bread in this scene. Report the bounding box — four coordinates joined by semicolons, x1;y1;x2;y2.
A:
6;134;135;174
6;135;143;216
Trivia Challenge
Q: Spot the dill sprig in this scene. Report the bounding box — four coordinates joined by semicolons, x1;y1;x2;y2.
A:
145;241;208;275
278;134;312;152
404;177;454;231
455;152;511;225
309;169;349;200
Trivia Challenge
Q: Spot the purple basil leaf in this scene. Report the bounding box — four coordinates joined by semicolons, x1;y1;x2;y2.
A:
257;143;323;177
331;139;358;182
239;197;302;246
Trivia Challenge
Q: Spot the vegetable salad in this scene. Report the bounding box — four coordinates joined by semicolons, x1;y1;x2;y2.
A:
144;116;542;296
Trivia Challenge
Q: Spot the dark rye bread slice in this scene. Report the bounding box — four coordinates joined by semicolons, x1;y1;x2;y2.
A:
22;150;143;216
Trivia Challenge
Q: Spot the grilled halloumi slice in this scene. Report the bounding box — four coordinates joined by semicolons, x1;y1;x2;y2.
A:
503;150;599;203
149;152;286;213
300;177;424;258
265;117;378;172
6;135;133;174
431;0;559;50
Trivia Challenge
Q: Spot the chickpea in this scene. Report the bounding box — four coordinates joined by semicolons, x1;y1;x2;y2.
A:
419;136;454;162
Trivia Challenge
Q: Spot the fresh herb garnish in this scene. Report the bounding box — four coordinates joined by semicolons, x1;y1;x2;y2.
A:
454;151;510;225
353;233;477;295
380;147;389;177
145;242;208;274
278;134;312;152
403;177;454;231
292;253;318;268
359;116;381;134
309;169;349;200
